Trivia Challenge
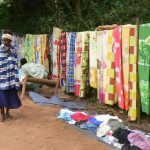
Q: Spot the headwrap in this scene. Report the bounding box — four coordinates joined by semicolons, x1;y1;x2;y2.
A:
2;34;12;41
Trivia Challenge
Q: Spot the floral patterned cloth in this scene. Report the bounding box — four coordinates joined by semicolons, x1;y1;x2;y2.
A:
139;24;150;114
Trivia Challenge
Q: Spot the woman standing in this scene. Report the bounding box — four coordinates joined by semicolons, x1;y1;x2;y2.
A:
0;33;21;122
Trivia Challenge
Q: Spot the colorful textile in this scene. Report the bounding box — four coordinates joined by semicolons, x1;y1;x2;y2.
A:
66;32;76;93
35;35;41;64
60;32;67;79
105;30;117;105
97;31;108;103
74;32;82;96
24;34;35;63
113;26;124;109
89;31;97;88
122;26;130;111
80;32;90;97
139;24;150;114
0;45;20;90
128;25;137;121
52;27;62;80
12;35;25;61
40;34;49;72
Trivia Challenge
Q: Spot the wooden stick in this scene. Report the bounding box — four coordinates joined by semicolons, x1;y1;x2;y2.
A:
27;77;57;87
136;18;141;124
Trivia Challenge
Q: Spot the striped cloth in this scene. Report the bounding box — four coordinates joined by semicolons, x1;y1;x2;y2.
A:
67;32;76;93
0;45;20;90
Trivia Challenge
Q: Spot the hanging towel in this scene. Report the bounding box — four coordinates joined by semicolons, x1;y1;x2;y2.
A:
40;34;49;72
105;30;117;105
139;24;150;114
128;25;137;121
25;34;35;63
66;32;76;93
113;26;124;109
52;27;62;80
89;31;97;89
97;31;108;103
122;26;130;111
74;32;82;96
80;32;90;97
60;32;67;88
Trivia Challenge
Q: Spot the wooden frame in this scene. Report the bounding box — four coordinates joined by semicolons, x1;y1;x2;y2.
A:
20;75;58;99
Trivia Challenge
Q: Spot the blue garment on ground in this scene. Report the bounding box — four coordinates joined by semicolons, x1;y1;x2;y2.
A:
29;91;87;110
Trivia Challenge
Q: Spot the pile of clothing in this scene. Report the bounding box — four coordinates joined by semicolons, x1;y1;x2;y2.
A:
58;108;150;150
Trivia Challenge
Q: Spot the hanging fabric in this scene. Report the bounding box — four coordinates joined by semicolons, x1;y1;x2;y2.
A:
139;24;150;114
97;31;108;103
24;34;35;63
128;25;137;121
122;26;130;111
74;32;82;96
52;27;62;80
113;26;124;109
60;32;67;88
89;31;97;89
66;32;76;93
105;30;117;105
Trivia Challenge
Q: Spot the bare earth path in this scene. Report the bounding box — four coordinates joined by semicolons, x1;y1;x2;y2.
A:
0;95;112;150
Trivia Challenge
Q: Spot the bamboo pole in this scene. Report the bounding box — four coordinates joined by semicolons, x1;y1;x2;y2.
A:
136;18;141;124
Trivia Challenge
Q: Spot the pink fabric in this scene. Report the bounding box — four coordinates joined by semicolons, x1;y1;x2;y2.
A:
113;27;125;109
71;113;90;121
128;133;150;150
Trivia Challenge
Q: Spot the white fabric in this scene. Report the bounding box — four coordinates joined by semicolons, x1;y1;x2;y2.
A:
21;63;48;80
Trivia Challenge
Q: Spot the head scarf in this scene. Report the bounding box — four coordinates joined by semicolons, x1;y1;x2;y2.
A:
2;34;12;41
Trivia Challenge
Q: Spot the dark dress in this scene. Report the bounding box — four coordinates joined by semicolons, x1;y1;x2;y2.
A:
0;45;21;109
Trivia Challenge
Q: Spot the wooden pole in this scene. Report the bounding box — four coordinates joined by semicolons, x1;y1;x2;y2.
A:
136;18;141;124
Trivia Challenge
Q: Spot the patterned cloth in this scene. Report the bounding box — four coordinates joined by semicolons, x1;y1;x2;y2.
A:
66;32;76;93
0;45;20;90
60;32;67;88
128;25;137;121
11;34;25;61
74;32;82;96
139;24;150;114
113;26;124;109
97;31;108;103
24;34;35;63
80;32;90;97
105;30;117;105
89;31;97;89
122;26;130;111
52;27;62;80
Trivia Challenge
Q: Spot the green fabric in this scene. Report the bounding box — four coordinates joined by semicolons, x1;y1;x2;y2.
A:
139;24;150;114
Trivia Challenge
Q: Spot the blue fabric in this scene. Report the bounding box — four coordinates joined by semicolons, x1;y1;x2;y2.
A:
0;89;21;108
88;117;103;126
67;32;76;93
29;91;87;110
0;45;20;90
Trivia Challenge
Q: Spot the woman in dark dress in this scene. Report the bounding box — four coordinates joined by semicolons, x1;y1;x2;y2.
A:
0;33;21;122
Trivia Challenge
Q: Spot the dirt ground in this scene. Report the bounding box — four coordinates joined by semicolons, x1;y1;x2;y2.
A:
0;92;112;150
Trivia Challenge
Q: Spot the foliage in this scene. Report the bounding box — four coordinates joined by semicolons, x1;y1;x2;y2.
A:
0;0;150;33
